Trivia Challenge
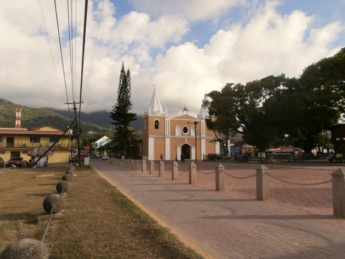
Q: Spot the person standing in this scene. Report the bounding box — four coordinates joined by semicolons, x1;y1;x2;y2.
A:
160;154;163;161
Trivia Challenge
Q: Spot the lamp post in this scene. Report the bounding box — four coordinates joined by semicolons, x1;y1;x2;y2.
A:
194;121;198;163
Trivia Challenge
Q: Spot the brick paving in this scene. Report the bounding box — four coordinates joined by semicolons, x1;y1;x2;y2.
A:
92;159;345;259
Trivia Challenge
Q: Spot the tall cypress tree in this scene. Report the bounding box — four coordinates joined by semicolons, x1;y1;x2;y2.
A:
110;63;137;156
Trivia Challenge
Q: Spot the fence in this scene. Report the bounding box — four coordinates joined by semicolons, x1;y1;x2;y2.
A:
107;158;345;218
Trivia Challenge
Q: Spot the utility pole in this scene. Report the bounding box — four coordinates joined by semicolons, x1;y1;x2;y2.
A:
66;101;83;166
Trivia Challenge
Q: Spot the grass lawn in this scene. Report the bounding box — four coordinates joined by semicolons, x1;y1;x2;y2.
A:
0;166;203;259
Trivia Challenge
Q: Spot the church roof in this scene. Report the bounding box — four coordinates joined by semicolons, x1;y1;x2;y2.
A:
148;89;165;115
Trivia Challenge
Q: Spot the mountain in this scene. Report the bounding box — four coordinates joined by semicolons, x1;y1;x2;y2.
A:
0;98;109;133
48;108;143;130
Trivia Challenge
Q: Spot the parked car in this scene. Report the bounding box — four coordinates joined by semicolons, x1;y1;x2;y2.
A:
0;157;4;168
5;157;26;168
69;155;85;164
102;155;109;161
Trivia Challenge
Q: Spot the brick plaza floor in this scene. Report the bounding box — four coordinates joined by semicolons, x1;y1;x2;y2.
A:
92;159;345;259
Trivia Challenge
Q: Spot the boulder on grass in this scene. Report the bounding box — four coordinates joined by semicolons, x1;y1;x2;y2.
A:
43;194;64;214
65;170;74;176
0;238;49;259
56;180;70;193
62;174;72;182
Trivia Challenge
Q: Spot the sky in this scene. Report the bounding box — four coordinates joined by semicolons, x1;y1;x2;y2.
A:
0;0;344;117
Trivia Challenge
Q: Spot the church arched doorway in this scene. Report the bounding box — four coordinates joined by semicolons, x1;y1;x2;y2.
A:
181;144;190;160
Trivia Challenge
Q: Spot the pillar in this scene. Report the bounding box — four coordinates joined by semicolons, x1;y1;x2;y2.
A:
256;165;269;200
142;160;146;173
216;164;225;191
189;162;197;184
149;160;154;175
159;161;164;177
332;168;345;218
172;161;178;180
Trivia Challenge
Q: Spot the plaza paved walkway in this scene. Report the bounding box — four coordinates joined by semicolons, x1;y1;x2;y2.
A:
91;159;345;259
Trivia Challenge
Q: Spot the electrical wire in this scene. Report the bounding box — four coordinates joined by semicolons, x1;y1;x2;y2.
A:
83;0;106;100
67;0;75;102
78;0;89;121
54;0;70;106
74;0;78;107
38;0;67;110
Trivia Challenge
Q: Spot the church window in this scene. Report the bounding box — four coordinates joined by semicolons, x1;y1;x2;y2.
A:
155;120;159;129
183;126;189;134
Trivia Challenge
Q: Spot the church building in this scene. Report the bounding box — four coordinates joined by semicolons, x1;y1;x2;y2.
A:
142;89;220;161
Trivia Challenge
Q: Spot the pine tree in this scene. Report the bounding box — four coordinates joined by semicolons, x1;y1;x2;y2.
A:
110;63;137;156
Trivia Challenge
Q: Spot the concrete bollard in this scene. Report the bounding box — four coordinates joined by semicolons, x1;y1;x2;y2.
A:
142;160;146;173
172;161;178;180
189;162;197;184
332;168;345;218
256;165;269;200
159;161;164;177
149;160;154;174
216;164;225;191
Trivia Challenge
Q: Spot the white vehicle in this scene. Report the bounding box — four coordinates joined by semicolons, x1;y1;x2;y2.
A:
102;155;109;161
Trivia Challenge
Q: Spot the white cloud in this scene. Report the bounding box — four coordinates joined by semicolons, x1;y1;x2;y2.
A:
0;0;344;120
128;0;245;22
129;1;344;116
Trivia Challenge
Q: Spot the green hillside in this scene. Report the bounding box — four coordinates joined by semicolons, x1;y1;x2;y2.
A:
0;98;108;134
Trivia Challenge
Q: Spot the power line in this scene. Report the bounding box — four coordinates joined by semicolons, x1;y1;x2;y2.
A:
54;0;70;105
78;0;89;120
67;0;75;102
38;0;66;109
74;0;78;106
83;0;106;100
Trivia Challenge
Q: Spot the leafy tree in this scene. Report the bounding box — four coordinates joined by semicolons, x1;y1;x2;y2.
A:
205;49;345;156
271;49;345;153
205;75;285;155
204;83;237;155
110;63;137;157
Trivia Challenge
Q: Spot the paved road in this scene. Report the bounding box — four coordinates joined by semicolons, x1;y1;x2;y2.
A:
91;159;345;259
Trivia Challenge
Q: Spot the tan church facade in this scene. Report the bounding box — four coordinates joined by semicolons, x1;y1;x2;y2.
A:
142;89;220;161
